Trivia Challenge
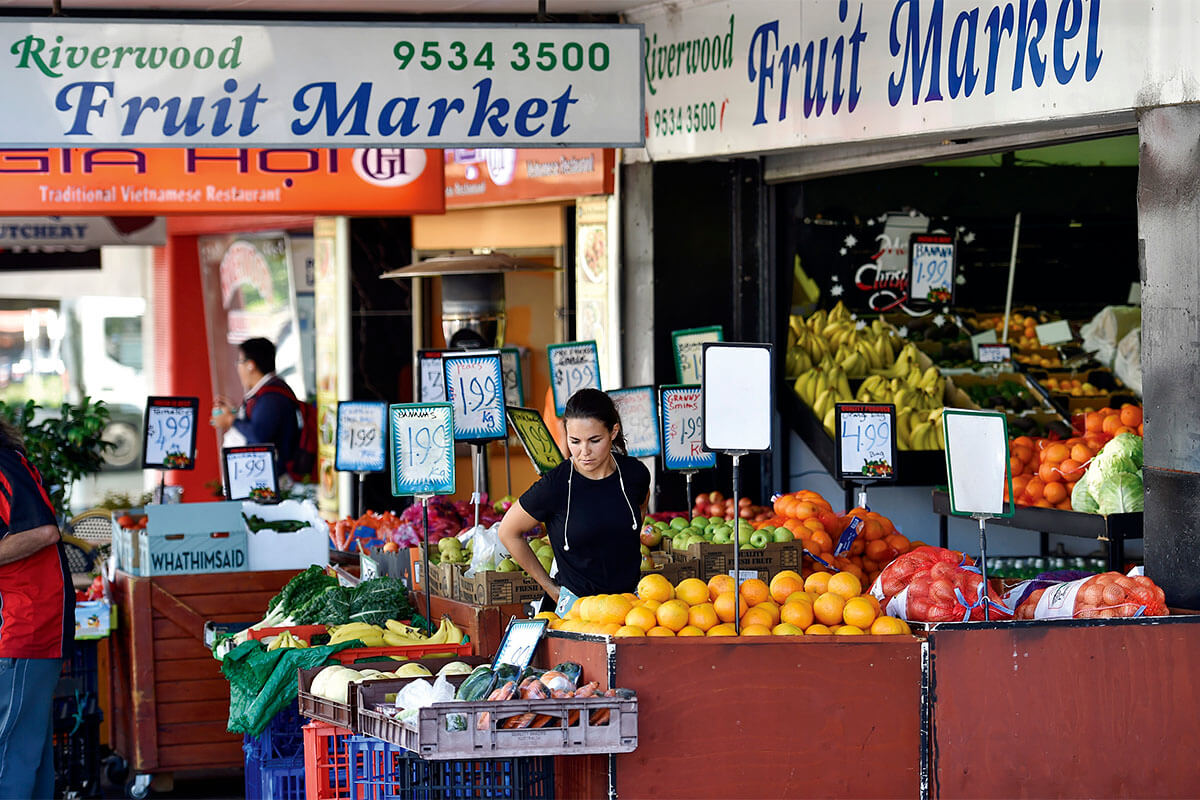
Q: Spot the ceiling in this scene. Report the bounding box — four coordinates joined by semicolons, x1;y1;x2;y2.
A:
0;0;644;15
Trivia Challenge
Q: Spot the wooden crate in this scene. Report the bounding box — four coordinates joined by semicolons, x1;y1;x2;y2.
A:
108;569;294;776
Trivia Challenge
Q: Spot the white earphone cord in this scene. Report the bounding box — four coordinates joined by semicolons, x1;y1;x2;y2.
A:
562;455;638;552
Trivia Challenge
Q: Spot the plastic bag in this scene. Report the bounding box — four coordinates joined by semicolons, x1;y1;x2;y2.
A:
463;522;506;577
1079;305;1141;368
868;546;1011;622
1012;571;1167;620
1113;326;1142;396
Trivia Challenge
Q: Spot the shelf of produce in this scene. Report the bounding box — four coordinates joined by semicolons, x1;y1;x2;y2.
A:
108;569;295;778
780;389;949;487
926;615;1200;798
930;489;1141;570
411;591;526;658
538;632;923;799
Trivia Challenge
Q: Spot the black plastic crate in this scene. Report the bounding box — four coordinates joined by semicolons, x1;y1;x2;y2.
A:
58;639;99;701
53;710;101;798
346;736;554;800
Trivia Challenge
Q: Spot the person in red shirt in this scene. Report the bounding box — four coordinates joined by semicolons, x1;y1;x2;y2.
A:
0;418;73;798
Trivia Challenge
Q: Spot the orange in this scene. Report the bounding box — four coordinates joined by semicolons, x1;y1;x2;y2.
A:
625;605;657;631
1084;412;1104;433
862;594;883;617
645;626;676;637
1101;414;1122;435
769;575;805;604
740;605;775;630
675;578;709;606
597;622;622;635
866;539;891;562
687;602;719;632
869;616;908;635
1009;456;1023;477
1120;404;1143;429
771;622;804;636
1044;443;1070;465
813;592;846;626
1070;443;1094;464
614;625;646;637
676;625;705;637
804;572;832;595
810;531;833;553
780;600;815;630
754;600;782;626
547;619;565;630
640;598;662;613
884;534;910;553
739;623;772;637
1043;482;1068;505
573;596;594;621
804;624;833;635
533;611;559;621
842;597;878;629
706;623;737;637
637;573;674;603
595;594;633;625
1037;462;1060;484
655;599;690;632
785;591;816;605
739;578;770;606
1025;477;1045;501
707;573;735;601
713;591;749;623
826;572;863;600
835;625;865;635
1058;459;1084;482
622;592;638;603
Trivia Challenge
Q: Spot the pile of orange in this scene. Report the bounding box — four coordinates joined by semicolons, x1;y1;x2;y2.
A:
1008;404;1144;510
547;571;911;638
758;490;924;587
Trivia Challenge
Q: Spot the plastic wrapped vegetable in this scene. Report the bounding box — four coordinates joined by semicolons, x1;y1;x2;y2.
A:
1014;571;1167;620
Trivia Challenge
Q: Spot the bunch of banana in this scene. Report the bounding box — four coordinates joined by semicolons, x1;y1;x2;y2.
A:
901;408;946;451
793;364;853;438
327;622;388;647
266;629;309;651
382;618;433;647
421;615;466;646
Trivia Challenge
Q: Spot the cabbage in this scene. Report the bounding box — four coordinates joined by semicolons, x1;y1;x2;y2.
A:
1095;471;1144;515
1071;471;1100;514
1092;433;1143;479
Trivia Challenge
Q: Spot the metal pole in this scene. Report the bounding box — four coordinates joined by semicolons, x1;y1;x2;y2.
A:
422;496;433;634
503;434;513;498
978;515;990;622
356;472;366;519
683;470;695;513
1001;212;1022;345
731;454;741;634
473;444;483;528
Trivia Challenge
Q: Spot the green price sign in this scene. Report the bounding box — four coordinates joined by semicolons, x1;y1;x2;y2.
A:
506;406;564;476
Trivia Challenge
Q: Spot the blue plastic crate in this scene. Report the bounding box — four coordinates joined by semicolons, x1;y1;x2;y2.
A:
244;749;305;800
244;700;306;762
346;736;554;800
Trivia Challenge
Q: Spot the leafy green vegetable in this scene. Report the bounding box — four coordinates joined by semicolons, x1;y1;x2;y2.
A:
348;577;414;627
1092;433;1143;479
295;586;351;625
255;566;337;629
1096;471;1144;515
1071;470;1099;514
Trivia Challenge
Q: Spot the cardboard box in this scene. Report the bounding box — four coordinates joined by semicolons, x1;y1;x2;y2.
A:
111;508;145;574
409;548;464;598
455;568;544;606
242;499;329;572
647;553;702;585
137;502;248;577
681;540;804;583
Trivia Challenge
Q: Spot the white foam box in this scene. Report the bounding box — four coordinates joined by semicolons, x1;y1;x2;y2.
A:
139;502;248;576
241;499;330;572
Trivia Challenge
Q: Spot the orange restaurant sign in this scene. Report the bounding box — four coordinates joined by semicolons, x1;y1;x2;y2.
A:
0;147;445;215
443;148;613;208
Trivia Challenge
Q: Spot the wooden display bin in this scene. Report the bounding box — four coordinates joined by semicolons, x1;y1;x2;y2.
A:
539;631;924;799
108;568;294;781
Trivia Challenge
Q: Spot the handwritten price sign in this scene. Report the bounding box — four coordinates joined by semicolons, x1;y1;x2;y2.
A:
417;349;450;403
547;341;601;416
443;352;506;441
609;386;660;459
142;396;198;470
390;403;455;496
506;406;564;475
659;385;715;471
671;326;723;384
834;403;897;482
908;233;955;306
335;401;387;472
223;445;279;502
500;347;525;406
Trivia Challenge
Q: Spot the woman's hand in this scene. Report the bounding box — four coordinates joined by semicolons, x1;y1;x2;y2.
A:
497;499;559;599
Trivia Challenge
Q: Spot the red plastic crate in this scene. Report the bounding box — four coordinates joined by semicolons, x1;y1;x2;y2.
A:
328;642;472;664
248;624;328;642
302;721;355;800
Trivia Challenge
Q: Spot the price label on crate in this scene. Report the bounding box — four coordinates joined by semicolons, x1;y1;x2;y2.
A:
977;343;1012;365
335;401;387;472
506;406;564;475
142;396;198;470
500;347;524;407
547;341;601;416
609;386;661;459
223;445;279;502
389;403;455;497
417;349;452;403
443;352;506;441
659;385;716;471
908;233;955;306
834;403;897;482
671;325;723;384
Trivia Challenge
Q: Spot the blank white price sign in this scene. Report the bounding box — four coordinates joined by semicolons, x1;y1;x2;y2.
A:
609;386;660;459
835;403;897;482
1035;319;1073;345
443;352;506;441
659;385;715;471
909;234;955;305
701;343;773;453
142;396;198;470
335;401;387;472
390;403;456;496
547;341;601;416
944;409;1013;517
223;445;278;502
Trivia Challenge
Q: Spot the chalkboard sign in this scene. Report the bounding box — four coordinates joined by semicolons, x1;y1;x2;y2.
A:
944;409;1013;517
443;352;506;441
417;349;450;403
672;325;723;384
142;396;199;470
908;233;955;306
500;347;525;406
609;386;660;459
547;341;601;416
834;403;897;482
334;401;387;473
659;385;716;471
222;445;279;502
701;343;773;453
506;406;565;475
389;403;456;497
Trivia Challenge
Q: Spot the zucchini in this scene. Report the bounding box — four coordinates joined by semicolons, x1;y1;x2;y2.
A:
456;665;496;702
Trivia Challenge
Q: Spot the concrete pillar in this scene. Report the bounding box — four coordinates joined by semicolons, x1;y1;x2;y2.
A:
620;161;656;387
1138;106;1200;607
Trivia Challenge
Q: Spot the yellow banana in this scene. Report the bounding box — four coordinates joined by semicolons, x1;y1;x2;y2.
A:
822;407;836;438
909;422;933;451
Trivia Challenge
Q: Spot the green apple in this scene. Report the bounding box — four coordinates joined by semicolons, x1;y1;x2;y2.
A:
709;515;724;526
640;543;651;557
749;531;770;549
643;516;655;527
673;536;691;551
740;543;756;550
670;517;689;531
496;557;518;572
737;528;754;546
691;516;708;530
437;537;461;554
640;556;656;571
773;528;794;543
712;529;731;544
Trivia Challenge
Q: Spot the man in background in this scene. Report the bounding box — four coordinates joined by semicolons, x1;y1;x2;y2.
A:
211;337;301;480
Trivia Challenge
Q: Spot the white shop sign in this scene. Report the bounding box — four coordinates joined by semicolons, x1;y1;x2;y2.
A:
0;19;643;147
628;0;1186;162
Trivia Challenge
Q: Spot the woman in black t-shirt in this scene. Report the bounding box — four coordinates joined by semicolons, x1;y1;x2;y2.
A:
498;389;650;603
